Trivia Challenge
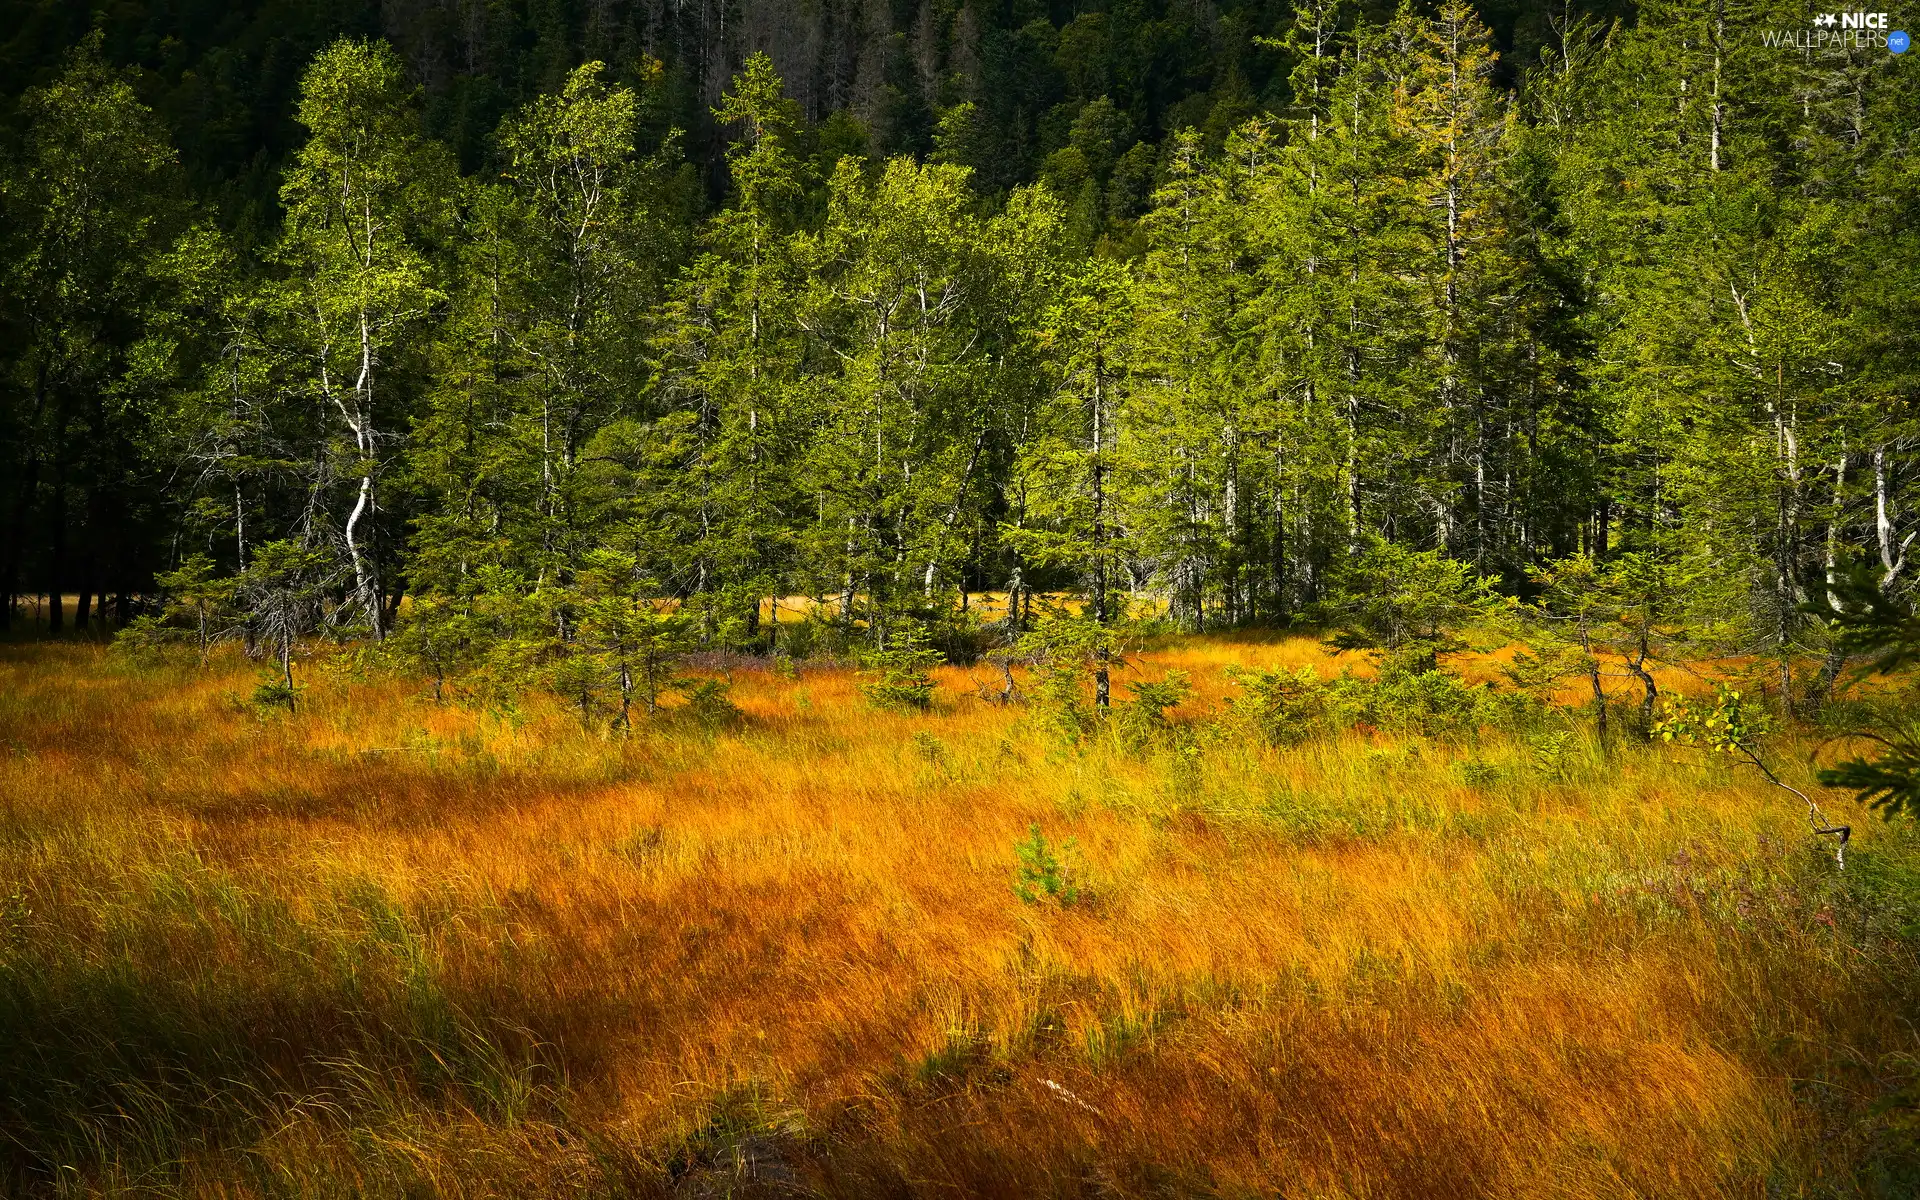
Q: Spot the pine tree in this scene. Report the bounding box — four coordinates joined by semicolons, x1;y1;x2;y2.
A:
1391;0;1524;571
407;58;684;680
652;53;809;646
1126;126;1277;628
800;154;1012;644
1010;254;1132;706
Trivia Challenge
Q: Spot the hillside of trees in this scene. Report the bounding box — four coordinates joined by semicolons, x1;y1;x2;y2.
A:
0;0;1630;231
2;0;1917;703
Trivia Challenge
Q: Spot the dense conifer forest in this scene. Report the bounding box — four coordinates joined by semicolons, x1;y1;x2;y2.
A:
1;0;1915;696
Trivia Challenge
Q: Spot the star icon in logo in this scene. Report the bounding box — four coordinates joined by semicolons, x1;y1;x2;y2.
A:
1814;11;1838;25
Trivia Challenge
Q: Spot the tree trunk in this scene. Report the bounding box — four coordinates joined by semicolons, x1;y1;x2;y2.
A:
1091;352;1110;710
76;556;93;633
1624;650;1656;734
1875;443;1911;583
1588;663;1607;740
75;488;98;633
1;464;35;632
1803;647;1850;713
46;475;66;635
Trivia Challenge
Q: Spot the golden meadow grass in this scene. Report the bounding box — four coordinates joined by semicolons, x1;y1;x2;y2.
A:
2;636;1918;1197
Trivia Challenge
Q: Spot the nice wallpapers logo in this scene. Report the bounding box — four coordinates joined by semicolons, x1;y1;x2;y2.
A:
1761;11;1911;50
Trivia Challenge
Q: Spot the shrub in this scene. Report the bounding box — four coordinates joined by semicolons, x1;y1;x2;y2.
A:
1527;730;1575;778
910;730;948;768
112;554;243;664
1013;824;1083;907
1368;670;1492;738
1321;668;1498;740
1459;758;1502;787
924;608;990;666
1112;672;1193;751
858;628;944;711
775;612;822;659
389;596;477;703
1226;665;1329;745
1324;539;1498;667
683;679;743;730
249;672;303;715
1030;656;1096;743
112;614;177;661
1124;672;1192;724
1012;612;1130;745
547;653;609;730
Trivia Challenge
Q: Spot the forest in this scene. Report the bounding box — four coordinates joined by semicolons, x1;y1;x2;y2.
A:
5;0;1920;1195
0;0;1909;684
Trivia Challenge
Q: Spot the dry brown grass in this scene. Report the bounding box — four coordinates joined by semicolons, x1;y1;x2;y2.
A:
1;636;1917;1198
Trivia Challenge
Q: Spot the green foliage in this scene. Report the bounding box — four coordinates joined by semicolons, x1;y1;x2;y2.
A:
1029;657;1095;745
1012;825;1083;908
1122;672;1191;725
1227;657;1545;747
1527;731;1576;779
1500;645;1591;704
1226;665;1330;745
389;596;477;703
1327;541;1497;672
1655;687;1770;756
858;628;944;712
4;39;190;638
1798;572;1920;822
910;730;948;769
1014;612;1131;745
546;652;607;730
1111;671;1193;751
1819;733;1920;822
248;673;304;715
9;3;1920;791
1526;553;1692;735
232;540;332;714
1659;685;1852;861
1820;564;1920;677
682;679;743;731
273;40;454;638
115;555;241;663
1338;669;1500;740
573;556;696;731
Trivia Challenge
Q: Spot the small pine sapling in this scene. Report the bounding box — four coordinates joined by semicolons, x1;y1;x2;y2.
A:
1013;824;1083;907
115;555;242;664
236;540;331;714
1113;671;1193;750
858;626;944;711
1225;665;1328;745
683;679;743;729
1013;611;1130;745
390;595;475;703
1325;539;1497;678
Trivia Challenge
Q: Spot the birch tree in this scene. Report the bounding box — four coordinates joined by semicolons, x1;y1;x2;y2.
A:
277;39;452;638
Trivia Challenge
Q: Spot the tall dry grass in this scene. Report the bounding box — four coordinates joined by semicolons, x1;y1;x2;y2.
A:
1;636;1917;1198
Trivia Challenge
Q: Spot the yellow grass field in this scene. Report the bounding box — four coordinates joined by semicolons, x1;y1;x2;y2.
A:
2;636;1918;1197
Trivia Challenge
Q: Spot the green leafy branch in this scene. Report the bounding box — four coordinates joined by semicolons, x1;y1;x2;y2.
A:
1655;686;1850;865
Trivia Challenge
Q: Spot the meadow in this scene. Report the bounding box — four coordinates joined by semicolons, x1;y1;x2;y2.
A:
2;635;1919;1198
